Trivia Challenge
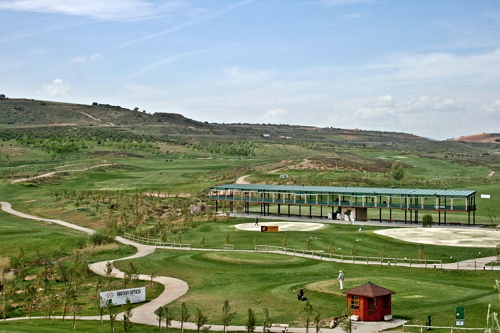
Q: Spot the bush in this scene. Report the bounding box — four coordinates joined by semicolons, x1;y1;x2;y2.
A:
88;230;114;246
422;214;433;227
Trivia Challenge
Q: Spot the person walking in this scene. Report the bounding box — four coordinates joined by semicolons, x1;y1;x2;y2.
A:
337;270;345;290
255;217;259;225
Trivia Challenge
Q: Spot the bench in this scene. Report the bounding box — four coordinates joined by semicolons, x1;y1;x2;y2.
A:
387;219;396;223
268;323;289;333
449;222;461;226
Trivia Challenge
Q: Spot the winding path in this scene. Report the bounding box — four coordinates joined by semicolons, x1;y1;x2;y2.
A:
10;164;112;184
0;201;189;327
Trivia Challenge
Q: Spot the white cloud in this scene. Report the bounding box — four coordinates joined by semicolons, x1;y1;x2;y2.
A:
258;109;288;123
38;79;70;95
70;56;87;64
0;0;189;21
70;53;102;64
480;100;500;117
342;13;363;20
90;53;102;62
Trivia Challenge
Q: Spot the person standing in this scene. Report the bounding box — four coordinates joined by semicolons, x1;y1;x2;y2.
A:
337;270;345;290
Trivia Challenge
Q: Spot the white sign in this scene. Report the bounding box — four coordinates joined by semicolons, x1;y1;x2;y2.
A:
100;287;146;306
481;194;491;199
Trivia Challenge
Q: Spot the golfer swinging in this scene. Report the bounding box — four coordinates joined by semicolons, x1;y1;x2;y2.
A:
337;270;345;290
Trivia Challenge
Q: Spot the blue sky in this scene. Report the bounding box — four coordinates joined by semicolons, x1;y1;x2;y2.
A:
1;0;500;140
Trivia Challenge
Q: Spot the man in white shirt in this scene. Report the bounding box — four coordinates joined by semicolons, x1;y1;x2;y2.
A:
337;270;345;289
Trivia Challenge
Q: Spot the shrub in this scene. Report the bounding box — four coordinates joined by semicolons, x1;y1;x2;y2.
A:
88;230;114;246
422;214;433;227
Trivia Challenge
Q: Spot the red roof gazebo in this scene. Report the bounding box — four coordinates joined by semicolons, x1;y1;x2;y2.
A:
342;282;395;322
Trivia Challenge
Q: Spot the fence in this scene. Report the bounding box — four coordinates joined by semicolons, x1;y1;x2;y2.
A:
122;233;191;250
403;324;487;333
122;233;444;267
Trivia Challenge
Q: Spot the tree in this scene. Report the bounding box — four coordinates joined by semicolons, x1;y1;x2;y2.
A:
25;284;37;319
122;298;133;332
304;301;314;333
163;306;173;333
106;299;118;332
195;307;209;333
0;94;6;100
62;284;76;321
221;300;236;333
105;261;114;289
282;235;287;247
262;307;271;333
180;302;191;333
390;162;405;181
314;310;322;333
245;308;256;333
339;309;354;333
156;306;164;330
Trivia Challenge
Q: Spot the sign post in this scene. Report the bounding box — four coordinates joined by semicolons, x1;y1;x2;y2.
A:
100;287;146;306
455;306;465;326
260;226;279;233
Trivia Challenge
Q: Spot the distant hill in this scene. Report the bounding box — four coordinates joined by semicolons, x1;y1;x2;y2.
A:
451;133;500;143
0;97;430;145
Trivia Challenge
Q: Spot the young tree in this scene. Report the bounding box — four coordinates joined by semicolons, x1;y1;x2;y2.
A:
105;261;114;289
180;302;191;333
262;307;271;333
304;301;314;333
339;309;354;333
195;308;209;333
221;300;236;333
156;306;164;331
62;284;76;321
25;284;37;319
390;162;405;181
245;308;257;333
150;271;157;287
314;310;322;333
122;298;133;332
106;299;118;332
163;306;173;333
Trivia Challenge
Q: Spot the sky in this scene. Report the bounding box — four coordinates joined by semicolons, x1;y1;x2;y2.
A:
1;0;500;140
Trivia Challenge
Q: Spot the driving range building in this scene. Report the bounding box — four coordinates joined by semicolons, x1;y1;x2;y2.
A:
209;184;477;225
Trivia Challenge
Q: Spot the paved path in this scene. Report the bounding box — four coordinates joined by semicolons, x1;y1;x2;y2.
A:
0;201;189;329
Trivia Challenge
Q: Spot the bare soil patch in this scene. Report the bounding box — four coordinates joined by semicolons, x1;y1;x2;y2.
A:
375;228;500;247
234;221;324;232
452;133;500;143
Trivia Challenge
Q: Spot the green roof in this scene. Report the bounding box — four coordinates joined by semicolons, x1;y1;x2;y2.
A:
210;184;476;198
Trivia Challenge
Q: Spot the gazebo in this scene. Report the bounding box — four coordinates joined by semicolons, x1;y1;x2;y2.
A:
343;282;395;322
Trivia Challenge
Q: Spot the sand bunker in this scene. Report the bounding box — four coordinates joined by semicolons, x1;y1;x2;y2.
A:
375;228;500;247
234;222;324;232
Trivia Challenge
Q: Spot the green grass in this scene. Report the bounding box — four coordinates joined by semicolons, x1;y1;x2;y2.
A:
0;320;171;333
0;210;85;258
115;249;500;328
152;218;494;262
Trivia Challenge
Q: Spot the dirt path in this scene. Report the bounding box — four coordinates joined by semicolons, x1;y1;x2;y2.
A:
235;174;250;184
10;164;112;184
